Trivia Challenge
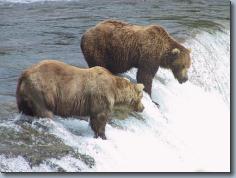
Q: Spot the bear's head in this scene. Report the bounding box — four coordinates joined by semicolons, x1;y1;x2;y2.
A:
114;78;144;118
131;83;145;112
169;48;191;83
161;47;191;84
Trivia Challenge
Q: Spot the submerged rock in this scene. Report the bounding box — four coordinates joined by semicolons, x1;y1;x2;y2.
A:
0;119;95;170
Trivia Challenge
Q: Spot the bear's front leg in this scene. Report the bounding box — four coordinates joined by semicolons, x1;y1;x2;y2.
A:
137;68;154;96
137;68;160;108
90;112;108;140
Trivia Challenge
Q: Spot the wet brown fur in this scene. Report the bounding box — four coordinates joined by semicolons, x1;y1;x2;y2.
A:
16;60;144;139
81;20;191;96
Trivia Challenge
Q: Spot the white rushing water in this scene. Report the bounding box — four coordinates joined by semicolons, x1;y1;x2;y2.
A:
0;29;230;172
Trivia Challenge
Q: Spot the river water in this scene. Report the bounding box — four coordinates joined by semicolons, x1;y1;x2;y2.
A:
0;0;230;172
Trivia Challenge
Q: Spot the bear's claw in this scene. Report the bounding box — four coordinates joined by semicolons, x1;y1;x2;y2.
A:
153;101;160;108
94;133;107;140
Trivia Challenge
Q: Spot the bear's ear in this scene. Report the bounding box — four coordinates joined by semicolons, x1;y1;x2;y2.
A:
171;48;180;55
136;83;144;92
188;48;192;53
123;77;130;82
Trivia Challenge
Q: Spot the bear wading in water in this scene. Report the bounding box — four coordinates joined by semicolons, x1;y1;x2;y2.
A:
16;60;144;139
81;20;192;103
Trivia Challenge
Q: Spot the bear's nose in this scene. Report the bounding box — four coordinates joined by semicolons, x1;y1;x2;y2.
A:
138;104;144;112
179;77;188;84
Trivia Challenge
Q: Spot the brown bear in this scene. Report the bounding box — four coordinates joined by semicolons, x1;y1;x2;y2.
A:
81;20;192;97
16;60;144;139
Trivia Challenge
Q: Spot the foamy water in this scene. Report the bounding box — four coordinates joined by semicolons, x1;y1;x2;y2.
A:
0;28;230;172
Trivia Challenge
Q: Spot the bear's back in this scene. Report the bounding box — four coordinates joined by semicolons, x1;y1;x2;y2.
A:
95;20;145;34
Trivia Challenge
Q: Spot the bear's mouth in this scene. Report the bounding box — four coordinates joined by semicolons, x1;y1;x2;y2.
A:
135;105;144;112
112;105;132;119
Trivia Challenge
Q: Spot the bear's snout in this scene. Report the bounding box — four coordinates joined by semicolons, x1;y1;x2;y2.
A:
178;76;188;84
135;102;144;112
173;67;189;84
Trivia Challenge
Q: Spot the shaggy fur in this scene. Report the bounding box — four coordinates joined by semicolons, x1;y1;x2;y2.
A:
81;20;191;96
16;60;144;139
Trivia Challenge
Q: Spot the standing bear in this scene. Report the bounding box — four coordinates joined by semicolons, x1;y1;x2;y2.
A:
16;60;144;139
81;20;192;97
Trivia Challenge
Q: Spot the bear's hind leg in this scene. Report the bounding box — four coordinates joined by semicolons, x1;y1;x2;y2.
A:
36;109;54;119
84;49;108;69
31;101;54;119
90;112;108;140
29;95;54;119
